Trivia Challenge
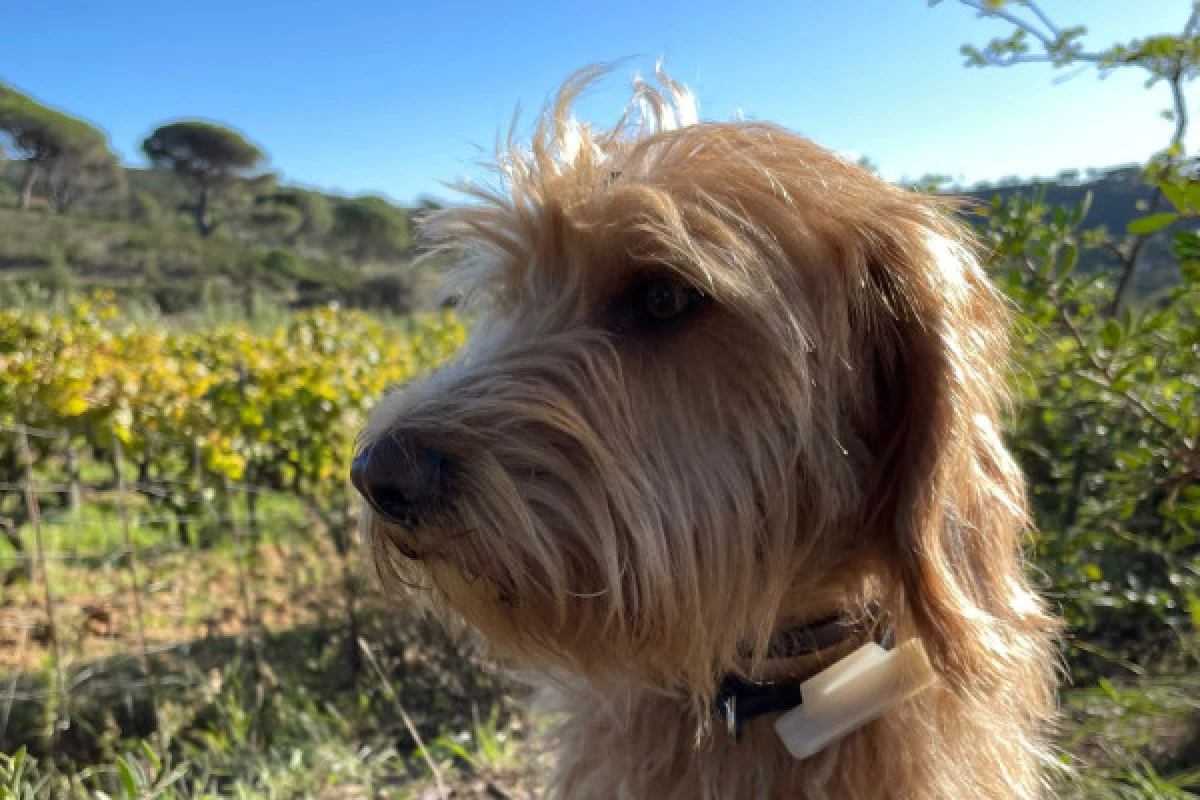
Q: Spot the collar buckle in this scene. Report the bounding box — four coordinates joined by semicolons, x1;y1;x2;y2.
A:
722;692;740;741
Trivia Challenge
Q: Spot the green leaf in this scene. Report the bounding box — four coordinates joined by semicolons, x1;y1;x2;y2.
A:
1060;244;1079;276
1076;190;1093;225
1127;212;1178;235
1160;181;1190;212
7;747;27;787
145;767;189;800
1037;254;1055;280
1172;230;1200;260
1188;593;1200;629
1102;319;1122;350
1182;259;1200;287
1184;181;1200;211
117;755;140;799
140;740;161;775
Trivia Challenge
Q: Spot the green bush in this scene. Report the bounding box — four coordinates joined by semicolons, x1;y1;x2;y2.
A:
127;189;160;224
937;0;1200;680
259;245;309;281
983;188;1200;677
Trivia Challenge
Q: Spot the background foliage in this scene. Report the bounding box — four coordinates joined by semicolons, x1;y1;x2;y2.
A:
936;0;1200;689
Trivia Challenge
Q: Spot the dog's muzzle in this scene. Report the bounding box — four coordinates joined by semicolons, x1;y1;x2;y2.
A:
351;431;451;529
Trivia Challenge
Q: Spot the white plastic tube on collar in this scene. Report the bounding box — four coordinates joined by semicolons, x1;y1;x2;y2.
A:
774;638;935;760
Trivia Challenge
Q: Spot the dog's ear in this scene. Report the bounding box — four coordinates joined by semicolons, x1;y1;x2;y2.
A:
855;214;1046;689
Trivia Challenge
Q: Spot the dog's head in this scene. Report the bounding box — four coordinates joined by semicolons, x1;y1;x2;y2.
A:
355;68;1050;700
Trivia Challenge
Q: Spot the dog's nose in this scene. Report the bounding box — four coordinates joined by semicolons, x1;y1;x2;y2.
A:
350;433;449;527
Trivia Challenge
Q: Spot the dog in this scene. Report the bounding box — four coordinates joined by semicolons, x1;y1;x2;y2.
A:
352;67;1059;799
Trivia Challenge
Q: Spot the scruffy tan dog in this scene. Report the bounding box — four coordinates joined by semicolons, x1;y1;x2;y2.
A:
353;67;1059;799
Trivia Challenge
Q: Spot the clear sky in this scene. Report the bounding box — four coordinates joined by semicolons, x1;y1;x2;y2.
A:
0;1;1193;205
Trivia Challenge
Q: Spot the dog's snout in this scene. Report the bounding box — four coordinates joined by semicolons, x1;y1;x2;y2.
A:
351;432;449;527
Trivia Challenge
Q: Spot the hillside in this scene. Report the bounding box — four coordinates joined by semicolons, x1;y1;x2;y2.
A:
0;158;1183;313
0;157;446;315
958;166;1180;298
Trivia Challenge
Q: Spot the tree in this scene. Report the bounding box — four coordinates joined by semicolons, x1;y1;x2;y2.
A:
333;195;410;262
1056;169;1081;185
45;144;121;213
414;194;444;213
246;202;305;240
907;173;956;193
932;0;1200;313
0;82;111;210
141;121;265;236
221;171;279;238
268;188;334;241
853;155;880;175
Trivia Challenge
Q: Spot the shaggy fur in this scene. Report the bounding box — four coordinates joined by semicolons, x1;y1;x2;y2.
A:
357;67;1060;799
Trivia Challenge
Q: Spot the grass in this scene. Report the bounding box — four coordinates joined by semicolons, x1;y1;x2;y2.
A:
1;657;539;799
1059;675;1200;798
1;485;309;556
0;482;543;798
1;645;1197;798
0;515;337;687
0;597;540;798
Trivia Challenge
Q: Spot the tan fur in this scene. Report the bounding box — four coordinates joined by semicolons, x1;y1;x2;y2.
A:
359;67;1060;799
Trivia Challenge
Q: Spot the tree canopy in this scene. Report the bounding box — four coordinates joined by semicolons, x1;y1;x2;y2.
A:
333;195;410;261
0;82;112;209
141;121;264;183
141;121;265;235
268;187;334;240
0;83;107;162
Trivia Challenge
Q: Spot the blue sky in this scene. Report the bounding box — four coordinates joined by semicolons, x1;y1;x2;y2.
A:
0;1;1192;205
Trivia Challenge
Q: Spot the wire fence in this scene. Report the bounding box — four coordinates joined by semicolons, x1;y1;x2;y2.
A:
0;421;369;748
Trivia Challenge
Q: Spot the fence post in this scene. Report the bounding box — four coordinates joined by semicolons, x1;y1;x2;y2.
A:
17;427;69;734
111;436;156;711
177;439;203;651
340;491;361;675
64;438;81;512
224;478;261;662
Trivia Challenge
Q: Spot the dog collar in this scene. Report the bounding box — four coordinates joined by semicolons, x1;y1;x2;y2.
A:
715;610;885;741
715;609;935;759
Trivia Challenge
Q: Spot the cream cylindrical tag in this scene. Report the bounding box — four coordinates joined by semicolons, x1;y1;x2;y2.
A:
774;639;935;760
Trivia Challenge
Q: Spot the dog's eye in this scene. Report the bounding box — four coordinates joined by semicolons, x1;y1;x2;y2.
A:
632;277;708;330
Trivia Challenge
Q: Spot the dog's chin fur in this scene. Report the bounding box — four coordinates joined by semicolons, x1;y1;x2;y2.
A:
359;67;1061;799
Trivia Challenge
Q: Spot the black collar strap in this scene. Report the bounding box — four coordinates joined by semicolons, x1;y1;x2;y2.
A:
715;608;894;742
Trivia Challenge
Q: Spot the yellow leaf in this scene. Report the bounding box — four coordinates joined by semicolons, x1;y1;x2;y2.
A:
61;396;88;416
